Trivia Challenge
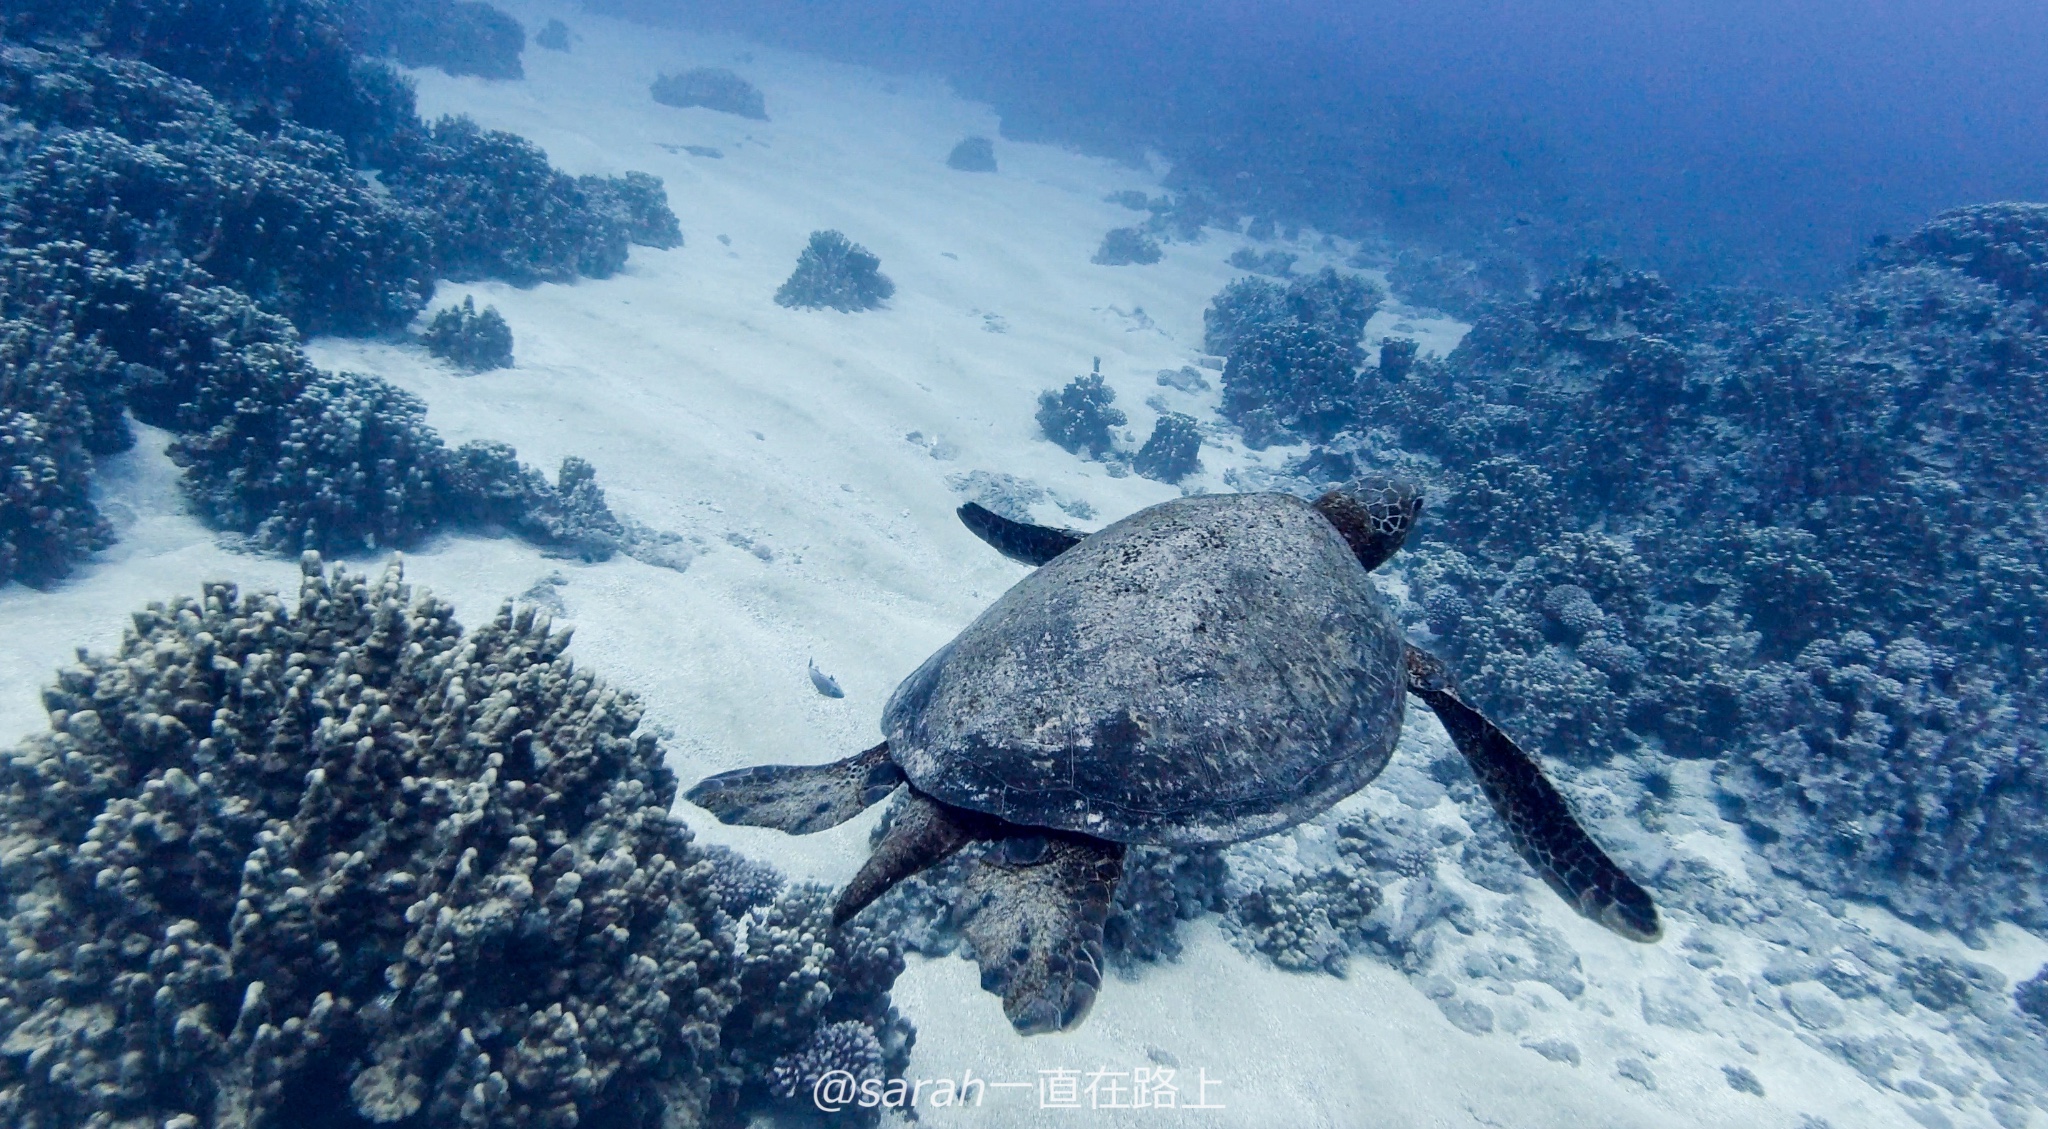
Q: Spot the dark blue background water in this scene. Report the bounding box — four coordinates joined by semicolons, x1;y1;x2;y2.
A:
599;0;2048;292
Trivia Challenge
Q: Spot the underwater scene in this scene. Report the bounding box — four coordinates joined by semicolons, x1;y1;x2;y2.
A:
1;0;2045;1126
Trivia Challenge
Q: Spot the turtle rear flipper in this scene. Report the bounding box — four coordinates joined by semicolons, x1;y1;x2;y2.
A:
834;790;991;925
685;742;903;834
1406;647;1663;942
961;834;1125;1035
957;502;1085;566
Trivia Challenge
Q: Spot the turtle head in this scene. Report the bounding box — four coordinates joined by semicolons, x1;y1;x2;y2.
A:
1313;477;1421;571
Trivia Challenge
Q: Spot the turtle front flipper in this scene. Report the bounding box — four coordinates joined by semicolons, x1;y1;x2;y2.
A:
957;502;1085;566
685;742;903;834
1406;647;1664;942
960;834;1125;1035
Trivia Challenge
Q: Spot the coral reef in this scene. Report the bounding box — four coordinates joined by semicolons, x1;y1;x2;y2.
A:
945;136;996;172
1227;248;1297;277
1092;227;1162;266
0;39;673;303
3;0;369;138
422;296;515;371
381;116;634;284
1201;268;1380;358
651;68;767;120
713;885;912;1125
0;560;917;1128
0;560;738;1128
1035;365;1125;459
1;243;625;562
1221;319;1365;448
0;7;679;580
1232;863;1381;975
2019;967;2048;1027
1279;267;1382;341
442;444;627;562
1386;247;1530;318
2;35;670;296
1201;277;1290;357
1;46;434;336
534;18;571;52
1377;337;1419;380
1133;411;1202;484
774;230;894;312
768;1021;882;1100
172;367;453;553
348;0;527;80
579;171;685;251
1866;201;2048;302
1312;215;2048;932
0;317;117;586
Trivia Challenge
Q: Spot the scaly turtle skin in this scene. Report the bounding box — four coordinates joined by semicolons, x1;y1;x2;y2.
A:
687;480;1662;1035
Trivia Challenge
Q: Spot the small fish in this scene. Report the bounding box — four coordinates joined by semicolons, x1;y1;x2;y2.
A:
808;659;845;699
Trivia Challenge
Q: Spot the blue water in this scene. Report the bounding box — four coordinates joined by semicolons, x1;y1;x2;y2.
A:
610;0;2048;291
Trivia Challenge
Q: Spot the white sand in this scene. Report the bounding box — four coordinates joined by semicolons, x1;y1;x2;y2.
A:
0;5;2028;1126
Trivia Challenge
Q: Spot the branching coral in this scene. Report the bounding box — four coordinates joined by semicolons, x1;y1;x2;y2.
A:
0;559;741;1128
1;46;434;336
1035;369;1125;459
1133;411;1202;484
0;317;118;586
422;296;514;371
171;367;451;552
381;116;633;285
1221;321;1364;448
2;0;367;137
774;230;894;312
1226;248;1296;277
0;561;918;1127
1205;268;1380;447
578;171;684;251
0;11;679;580
715;885;912;1125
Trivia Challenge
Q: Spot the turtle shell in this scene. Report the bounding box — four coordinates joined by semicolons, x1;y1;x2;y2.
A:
883;492;1406;846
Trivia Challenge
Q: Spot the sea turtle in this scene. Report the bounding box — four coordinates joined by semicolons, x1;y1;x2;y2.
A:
686;481;1662;1034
